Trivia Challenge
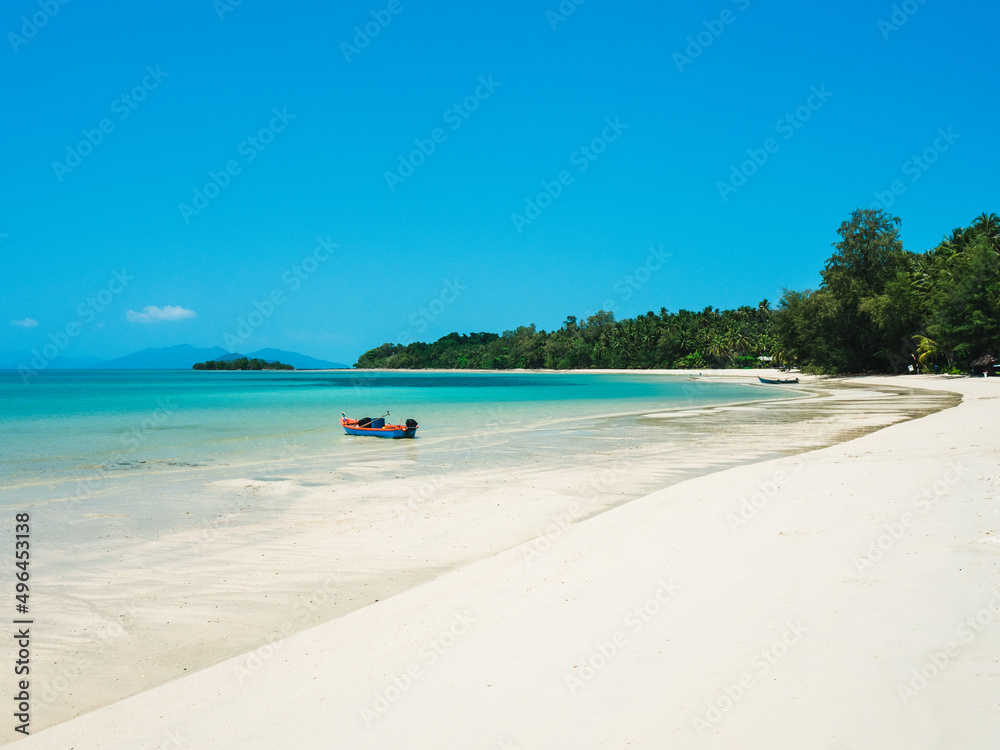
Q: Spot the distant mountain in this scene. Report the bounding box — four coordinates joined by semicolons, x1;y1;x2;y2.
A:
240;348;347;370
0;351;102;370
93;345;229;369
89;345;348;370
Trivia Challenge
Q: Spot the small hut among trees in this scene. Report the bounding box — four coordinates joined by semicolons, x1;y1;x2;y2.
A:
971;354;997;377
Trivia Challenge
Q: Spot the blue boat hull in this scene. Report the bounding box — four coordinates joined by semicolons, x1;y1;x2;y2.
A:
341;413;418;439
342;425;417;439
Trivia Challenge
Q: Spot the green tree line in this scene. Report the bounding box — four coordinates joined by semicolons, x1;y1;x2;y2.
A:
193;358;295;370
775;209;999;373
354;209;999;374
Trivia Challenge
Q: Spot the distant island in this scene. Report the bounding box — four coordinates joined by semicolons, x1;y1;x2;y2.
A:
0;345;348;371
193;357;294;371
355;209;999;375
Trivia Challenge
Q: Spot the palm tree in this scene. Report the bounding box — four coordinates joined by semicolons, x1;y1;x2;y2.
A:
768;342;789;368
938;227;967;255
756;298;771;325
972;212;1000;253
912;335;943;371
676;326;694;354
707;336;728;365
731;328;752;356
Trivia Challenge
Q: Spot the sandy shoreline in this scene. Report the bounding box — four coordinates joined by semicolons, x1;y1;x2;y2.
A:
12;374;999;747
315;367;811;376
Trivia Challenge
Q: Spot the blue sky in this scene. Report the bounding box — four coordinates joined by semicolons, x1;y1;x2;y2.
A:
2;0;997;364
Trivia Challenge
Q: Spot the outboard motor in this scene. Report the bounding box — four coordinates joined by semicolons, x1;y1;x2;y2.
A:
405;419;418;428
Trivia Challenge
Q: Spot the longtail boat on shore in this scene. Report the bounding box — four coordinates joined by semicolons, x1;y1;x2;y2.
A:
758;376;799;384
340;412;419;439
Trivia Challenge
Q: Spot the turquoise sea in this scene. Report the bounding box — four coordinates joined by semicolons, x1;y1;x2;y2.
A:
1;370;954;732
0;370;792;507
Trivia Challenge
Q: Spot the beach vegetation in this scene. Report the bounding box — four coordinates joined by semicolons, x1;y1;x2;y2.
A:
775;209;1000;373
355;306;778;371
193;357;294;370
355;209;999;374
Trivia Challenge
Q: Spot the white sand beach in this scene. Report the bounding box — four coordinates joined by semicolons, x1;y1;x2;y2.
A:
13;375;1000;748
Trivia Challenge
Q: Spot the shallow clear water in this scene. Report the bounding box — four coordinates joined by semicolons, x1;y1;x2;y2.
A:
0;370;958;733
0;369;790;501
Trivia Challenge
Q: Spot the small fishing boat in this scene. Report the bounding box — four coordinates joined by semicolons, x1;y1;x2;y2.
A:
341;412;418;439
758;376;799;384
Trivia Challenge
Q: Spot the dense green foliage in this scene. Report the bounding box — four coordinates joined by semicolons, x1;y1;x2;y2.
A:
193;358;294;370
775;209;999;373
355;306;776;370
354;209;999;374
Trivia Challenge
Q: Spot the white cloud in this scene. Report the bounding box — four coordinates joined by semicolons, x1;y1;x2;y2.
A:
11;318;38;328
126;305;197;323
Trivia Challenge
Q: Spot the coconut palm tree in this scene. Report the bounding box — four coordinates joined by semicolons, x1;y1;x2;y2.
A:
937;227;968;256
706;335;728;365
731;328;752;356
972;212;1000;253
912;335;946;371
768;342;789;368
